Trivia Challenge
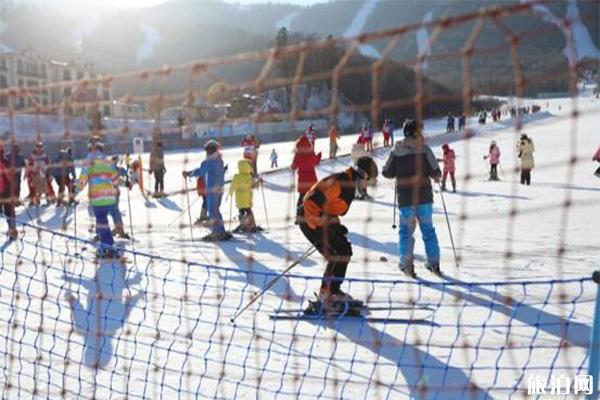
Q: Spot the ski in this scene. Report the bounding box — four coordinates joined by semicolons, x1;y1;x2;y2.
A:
272;304;434;314
268;314;433;324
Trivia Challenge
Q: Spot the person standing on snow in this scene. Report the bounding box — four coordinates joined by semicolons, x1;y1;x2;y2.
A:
241;134;259;176
484;140;501;181
270;149;278;168
382;119;442;277
74;140;120;258
291;135;321;219
382;118;393;147
458;113;466;131
27;142;56;206
328;123;340;158
183;140;231;241
298;156;378;305
0;142;18;240
446;112;455;133
5;145;26;207
440;143;457;192
516;134;535;185
149;141;166;197
52;147;77;206
229;159;261;233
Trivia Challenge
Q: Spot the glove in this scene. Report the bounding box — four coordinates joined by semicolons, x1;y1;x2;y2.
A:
182;171;189;178
334;224;348;236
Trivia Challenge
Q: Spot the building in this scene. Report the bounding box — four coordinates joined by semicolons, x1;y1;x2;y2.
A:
0;46;113;115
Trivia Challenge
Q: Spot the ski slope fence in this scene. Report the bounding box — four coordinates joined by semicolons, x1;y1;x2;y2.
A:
0;221;597;399
1;0;600;398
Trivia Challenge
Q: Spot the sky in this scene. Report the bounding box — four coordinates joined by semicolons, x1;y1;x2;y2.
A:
16;0;330;11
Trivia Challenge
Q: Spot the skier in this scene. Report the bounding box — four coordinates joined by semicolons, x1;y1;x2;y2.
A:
241;134;259;176
458;113;466;131
182;140;231;241
440;143;456;192
228;159;261;233
270;149;278;168
74;140;120;258
446;112;455;132
382;119;442;277
478;111;487;125
27;142;56;206
298;156;378;307
304;124;317;147
0;142;18;240
291;135;321;219
484;140;501;181
360;122;373;152
328;123;340;158
515;134;535;185
382;118;393;147
593;146;600;177
52;147;77;206
149;141;166;197
5;144;26;206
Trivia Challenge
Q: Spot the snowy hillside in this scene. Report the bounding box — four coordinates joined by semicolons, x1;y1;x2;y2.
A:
0;94;599;398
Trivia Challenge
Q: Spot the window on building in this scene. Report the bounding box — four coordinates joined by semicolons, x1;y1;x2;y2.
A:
76;71;84;80
0;58;6;70
0;96;6;107
0;76;7;88
63;69;71;80
41;65;47;78
18;79;23;87
64;87;71;96
104;105;110;116
17;60;23;74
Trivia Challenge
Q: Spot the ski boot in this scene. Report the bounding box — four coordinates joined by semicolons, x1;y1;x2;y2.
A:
400;264;417;278
304;288;363;316
201;231;233;242
8;228;19;241
425;262;442;277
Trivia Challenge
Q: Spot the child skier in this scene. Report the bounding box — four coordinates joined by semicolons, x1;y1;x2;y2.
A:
328;123;340;158
0;142;18;240
229;159;261;233
382;119;442;277
26;142;56;206
291;135;321;218
74;140;120;258
183;140;231;241
440;143;456;192
298;156;378;309
516;134;535;185
270;149;278;168
382;118;393;147
149;141;166;197
484;140;501;181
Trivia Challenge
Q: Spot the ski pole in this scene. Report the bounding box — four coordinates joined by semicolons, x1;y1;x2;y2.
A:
437;182;459;268
125;185;138;262
183;178;194;241
228;194;233;231
392;182;397;229
230;246;317;323
260;178;270;232
498;161;506;179
73;203;79;256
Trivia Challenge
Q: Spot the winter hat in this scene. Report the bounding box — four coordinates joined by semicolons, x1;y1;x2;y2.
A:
296;135;312;151
355;156;378;180
442;143;449;150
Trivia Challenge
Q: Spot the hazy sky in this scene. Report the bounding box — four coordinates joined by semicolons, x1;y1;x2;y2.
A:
17;0;330;11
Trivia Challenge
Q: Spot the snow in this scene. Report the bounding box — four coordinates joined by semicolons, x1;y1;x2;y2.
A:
136;23;161;65
0;94;599;398
343;0;381;59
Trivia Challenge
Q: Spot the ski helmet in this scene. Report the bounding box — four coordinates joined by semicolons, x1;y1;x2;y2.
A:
403;119;420;138
203;139;219;153
355;156;378;180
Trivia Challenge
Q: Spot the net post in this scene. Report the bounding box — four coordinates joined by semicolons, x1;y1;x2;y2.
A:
587;270;600;400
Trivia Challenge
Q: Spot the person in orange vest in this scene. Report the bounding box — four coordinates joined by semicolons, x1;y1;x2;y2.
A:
328;123;340;159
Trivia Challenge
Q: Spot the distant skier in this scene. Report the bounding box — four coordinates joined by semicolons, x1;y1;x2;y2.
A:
594;146;600;177
298;156;378;306
382;118;393;147
291;135;321;220
149;141;166;197
5;144;26;206
183;140;231;241
270;149;278;168
26;142;55;206
360;122;373;152
478;111;487;125
458;113;466;131
228;159;261;233
0;142;18;240
440;143;456;192
74;139;120;258
516;134;535;185
382;119;442;277
484;140;501;181
328;123;340;158
446;112;455;132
